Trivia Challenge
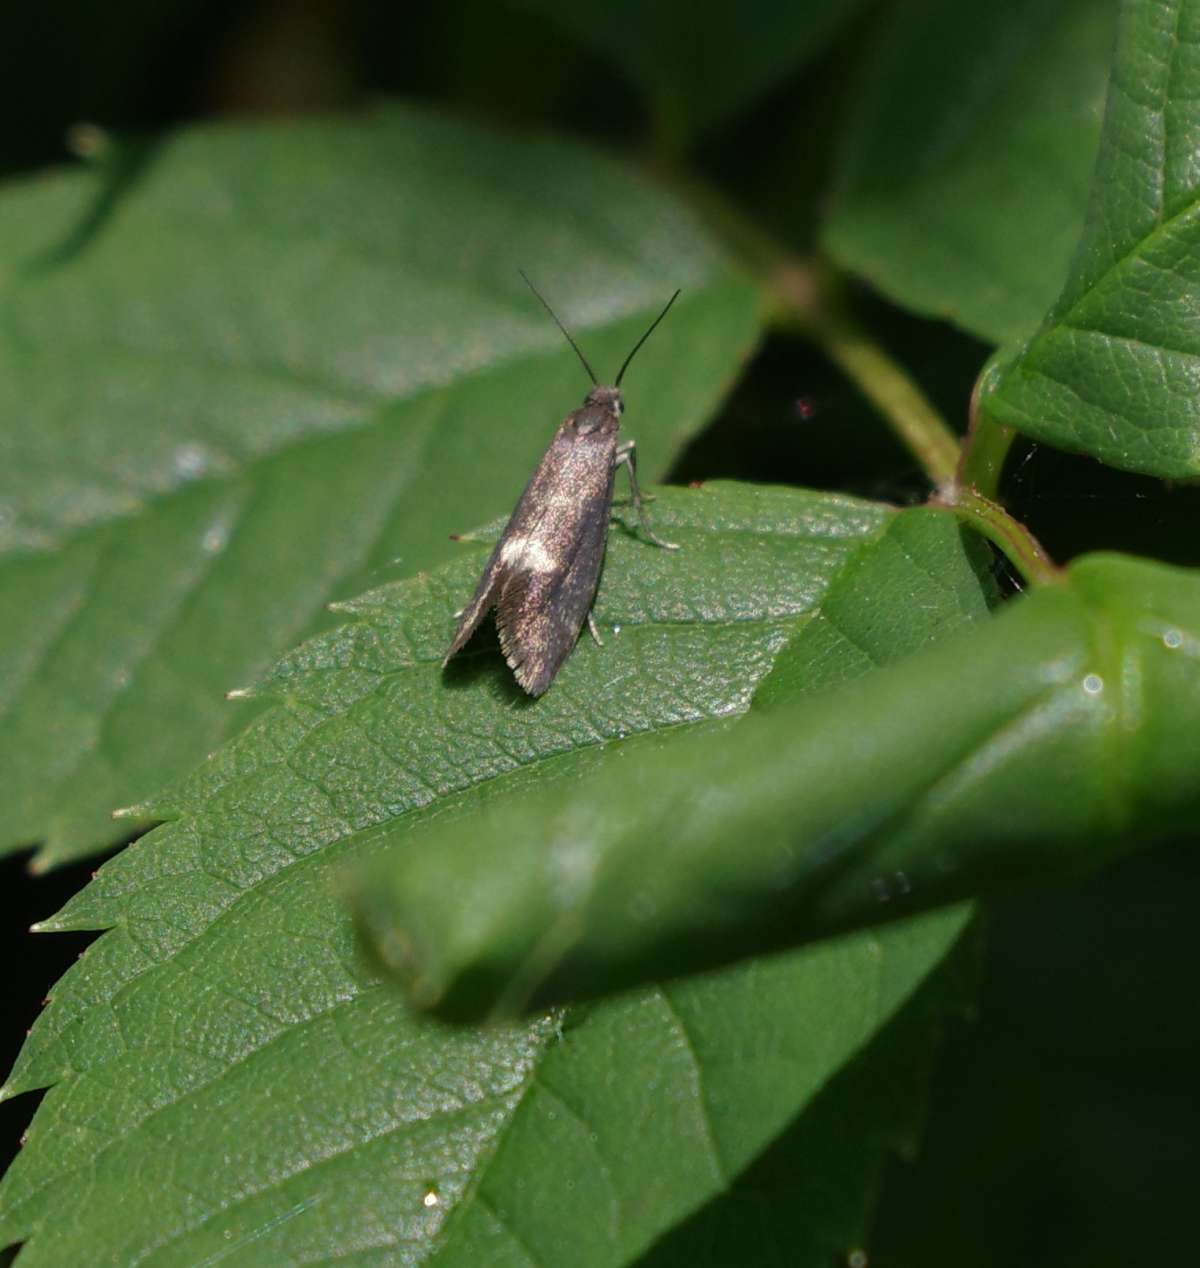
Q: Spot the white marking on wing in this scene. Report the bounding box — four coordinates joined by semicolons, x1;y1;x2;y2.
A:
500;535;556;572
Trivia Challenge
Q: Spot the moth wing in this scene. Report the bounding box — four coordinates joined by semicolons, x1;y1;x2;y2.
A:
442;432;566;667
496;462;616;696
442;542;506;667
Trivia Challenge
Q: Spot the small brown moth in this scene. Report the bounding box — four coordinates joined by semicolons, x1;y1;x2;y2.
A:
443;273;681;696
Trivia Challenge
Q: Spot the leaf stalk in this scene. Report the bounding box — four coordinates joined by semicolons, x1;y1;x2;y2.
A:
670;173;1061;587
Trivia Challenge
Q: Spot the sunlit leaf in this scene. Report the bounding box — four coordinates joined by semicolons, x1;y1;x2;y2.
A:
984;0;1200;475
356;550;1200;1018
0;107;760;866
0;486;982;1266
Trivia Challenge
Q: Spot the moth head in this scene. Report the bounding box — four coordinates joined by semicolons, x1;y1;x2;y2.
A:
584;385;623;417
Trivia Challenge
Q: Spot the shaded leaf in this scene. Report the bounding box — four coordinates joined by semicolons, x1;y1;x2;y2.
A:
983;0;1200;475
823;0;1116;346
515;0;870;140
355;550;1200;1019
636;923;978;1268
0;106;760;866
0;485;981;1267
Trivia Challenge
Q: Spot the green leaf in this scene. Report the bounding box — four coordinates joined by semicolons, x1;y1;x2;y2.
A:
0;106;760;867
983;0;1200;476
514;0;870;141
355;549;1200;1020
0;484;981;1267
822;0;1116;345
637;925;978;1267
751;507;999;706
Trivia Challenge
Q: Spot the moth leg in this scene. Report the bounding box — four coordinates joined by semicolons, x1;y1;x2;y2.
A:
587;611;605;646
615;441;679;550
614;441;654;500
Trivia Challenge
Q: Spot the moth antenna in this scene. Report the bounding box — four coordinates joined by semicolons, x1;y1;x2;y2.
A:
615;289;681;388
518;269;598;387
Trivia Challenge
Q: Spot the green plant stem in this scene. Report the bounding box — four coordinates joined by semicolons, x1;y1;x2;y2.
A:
670;172;1061;585
817;311;962;489
932;487;1063;587
674;173;962;488
958;415;1016;500
764;257;963;491
958;366;1017;499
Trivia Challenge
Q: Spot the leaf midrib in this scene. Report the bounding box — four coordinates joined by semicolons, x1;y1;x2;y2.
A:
1021;157;1200;372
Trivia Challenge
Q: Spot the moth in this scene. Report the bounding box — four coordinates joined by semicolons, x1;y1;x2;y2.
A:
443;273;681;697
